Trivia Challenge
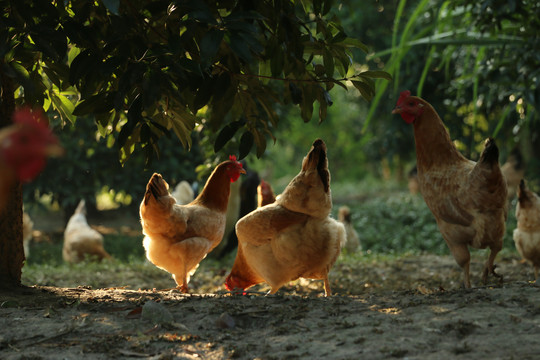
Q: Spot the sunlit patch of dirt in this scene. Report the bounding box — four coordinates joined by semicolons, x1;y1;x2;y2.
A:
3;253;540;359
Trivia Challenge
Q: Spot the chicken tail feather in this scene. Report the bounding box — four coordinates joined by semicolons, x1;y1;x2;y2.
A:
517;179;531;205
479;137;500;166
144;173;169;205
308;139;330;192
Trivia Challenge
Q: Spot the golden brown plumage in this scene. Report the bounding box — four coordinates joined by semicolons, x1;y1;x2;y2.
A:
393;91;508;288
225;139;345;296
140;157;245;292
513;179;540;280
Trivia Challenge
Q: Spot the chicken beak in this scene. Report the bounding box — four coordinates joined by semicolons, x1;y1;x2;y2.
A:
391;106;402;115
239;168;247;175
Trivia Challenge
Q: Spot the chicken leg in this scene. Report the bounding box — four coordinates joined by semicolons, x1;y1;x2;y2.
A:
446;241;471;288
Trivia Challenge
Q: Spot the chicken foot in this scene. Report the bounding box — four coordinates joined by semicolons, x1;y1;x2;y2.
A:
481;247;503;285
482;263;503;285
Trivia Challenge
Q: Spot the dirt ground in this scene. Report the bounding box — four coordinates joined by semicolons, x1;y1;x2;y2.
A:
2;253;540;360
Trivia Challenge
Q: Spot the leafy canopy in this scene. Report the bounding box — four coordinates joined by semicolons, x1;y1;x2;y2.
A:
2;0;390;162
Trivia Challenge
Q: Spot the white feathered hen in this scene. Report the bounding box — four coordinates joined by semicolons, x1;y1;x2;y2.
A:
63;200;110;263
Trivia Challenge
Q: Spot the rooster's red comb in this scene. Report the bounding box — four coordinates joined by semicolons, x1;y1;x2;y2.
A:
229;155;238;162
13;107;50;130
397;90;411;106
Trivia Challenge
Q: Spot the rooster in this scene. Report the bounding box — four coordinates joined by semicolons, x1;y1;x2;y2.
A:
225;139;345;296
392;90;508;288
0;107;62;212
140;156;245;292
63;200;111;263
513;179;540;281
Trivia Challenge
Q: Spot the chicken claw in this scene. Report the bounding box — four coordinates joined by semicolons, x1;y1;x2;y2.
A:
482;263;503;285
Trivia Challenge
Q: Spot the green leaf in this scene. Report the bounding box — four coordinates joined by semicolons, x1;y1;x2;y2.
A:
322;0;333;16
252;128;267;158
10;61;30;81
238;131;254;160
229;33;253;63
73;93;113;116
193;80;215;111
270;44;284;77
50;91;76;124
323;48;334;78
186;2;218;24
168;105;197;148
214;121;241;153
301;99;314;123
289;83;303;105
359;70;393;81
200;29;224;68
352;80;374;101
331;31;348;44
339;38;369;53
69;50;95;85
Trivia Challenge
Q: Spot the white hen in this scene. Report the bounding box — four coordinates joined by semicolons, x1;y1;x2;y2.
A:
63;200;110;263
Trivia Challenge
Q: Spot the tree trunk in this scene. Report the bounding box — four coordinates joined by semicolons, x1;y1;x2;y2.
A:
0;71;24;289
0;184;24;288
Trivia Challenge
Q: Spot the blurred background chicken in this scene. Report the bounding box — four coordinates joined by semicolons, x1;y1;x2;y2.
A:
171;180;195;205
140;156;245;292
501;147;525;201
407;166;419;195
22;211;34;257
225;139;345;296
257;179;276;207
338;206;361;253
63;199;111;263
0;107;63;213
393;91;508;288
513;179;540;281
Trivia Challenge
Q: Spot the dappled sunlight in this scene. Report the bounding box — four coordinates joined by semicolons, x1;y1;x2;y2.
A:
370;305;402;315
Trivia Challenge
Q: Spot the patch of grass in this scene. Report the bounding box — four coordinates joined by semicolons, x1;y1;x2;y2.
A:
336;192;518;255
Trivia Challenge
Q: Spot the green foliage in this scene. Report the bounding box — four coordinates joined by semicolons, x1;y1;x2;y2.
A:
2;0;389;163
23;115;203;213
337;192;518;255
365;0;540;176
340;193;446;254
